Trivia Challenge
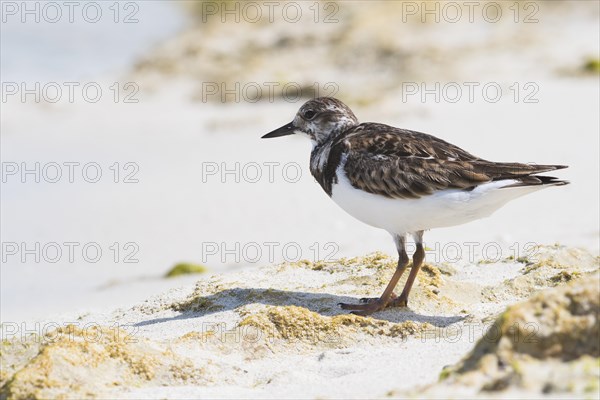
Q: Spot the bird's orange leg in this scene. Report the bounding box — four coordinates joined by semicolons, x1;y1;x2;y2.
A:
391;232;425;307
339;234;409;315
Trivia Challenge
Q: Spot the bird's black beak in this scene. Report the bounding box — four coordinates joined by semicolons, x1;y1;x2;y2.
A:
262;122;295;138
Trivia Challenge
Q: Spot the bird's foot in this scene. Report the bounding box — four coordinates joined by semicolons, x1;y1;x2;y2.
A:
389;294;408;308
338;293;398;316
338;300;385;316
359;292;398;304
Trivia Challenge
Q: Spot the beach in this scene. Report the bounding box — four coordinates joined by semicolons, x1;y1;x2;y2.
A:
1;1;599;398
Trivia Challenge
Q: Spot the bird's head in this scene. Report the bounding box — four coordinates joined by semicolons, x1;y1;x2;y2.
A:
262;97;359;145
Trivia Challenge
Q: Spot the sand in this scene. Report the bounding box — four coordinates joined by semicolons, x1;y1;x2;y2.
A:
1;245;598;399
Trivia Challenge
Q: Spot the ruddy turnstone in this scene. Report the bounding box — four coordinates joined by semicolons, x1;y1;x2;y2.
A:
262;97;568;316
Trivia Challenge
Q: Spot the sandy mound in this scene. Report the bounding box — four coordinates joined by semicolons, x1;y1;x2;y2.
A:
415;272;599;398
1;325;207;400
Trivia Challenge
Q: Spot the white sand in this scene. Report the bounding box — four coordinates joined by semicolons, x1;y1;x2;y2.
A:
2;247;597;399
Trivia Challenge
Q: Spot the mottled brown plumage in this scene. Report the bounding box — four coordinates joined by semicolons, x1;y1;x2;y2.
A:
336;123;567;199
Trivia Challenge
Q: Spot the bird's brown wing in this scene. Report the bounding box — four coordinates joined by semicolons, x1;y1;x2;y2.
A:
338;124;567;199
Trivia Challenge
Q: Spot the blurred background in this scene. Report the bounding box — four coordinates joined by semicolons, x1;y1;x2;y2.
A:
1;0;598;322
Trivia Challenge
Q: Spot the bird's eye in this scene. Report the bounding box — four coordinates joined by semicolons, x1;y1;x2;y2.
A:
303;110;317;120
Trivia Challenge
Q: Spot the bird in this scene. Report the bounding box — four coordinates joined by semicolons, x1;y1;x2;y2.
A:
262;97;568;316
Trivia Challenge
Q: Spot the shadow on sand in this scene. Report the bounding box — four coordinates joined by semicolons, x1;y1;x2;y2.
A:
135;287;465;328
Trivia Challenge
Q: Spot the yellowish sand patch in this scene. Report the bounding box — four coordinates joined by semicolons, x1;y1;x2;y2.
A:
238;305;430;347
419;273;600;396
0;325;206;400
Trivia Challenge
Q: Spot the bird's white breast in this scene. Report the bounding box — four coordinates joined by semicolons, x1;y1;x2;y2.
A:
330;159;545;235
